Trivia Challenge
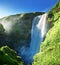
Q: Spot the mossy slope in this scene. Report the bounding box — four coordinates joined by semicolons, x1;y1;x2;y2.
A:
0;46;23;65
33;0;60;65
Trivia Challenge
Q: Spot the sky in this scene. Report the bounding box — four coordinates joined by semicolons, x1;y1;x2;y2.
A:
0;0;58;18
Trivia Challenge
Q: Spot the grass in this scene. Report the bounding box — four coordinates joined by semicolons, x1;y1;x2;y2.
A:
33;0;60;65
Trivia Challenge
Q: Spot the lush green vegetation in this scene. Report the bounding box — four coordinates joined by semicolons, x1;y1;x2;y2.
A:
0;1;60;65
33;0;60;65
0;23;24;65
48;0;60;24
0;46;23;65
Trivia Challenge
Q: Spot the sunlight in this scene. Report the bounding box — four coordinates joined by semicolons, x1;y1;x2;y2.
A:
0;7;18;18
0;7;9;18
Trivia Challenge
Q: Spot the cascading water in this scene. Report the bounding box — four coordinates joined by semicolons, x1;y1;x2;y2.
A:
18;13;48;64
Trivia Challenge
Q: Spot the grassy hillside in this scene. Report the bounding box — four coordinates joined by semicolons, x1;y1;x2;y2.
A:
33;0;60;65
48;0;60;24
0;46;23;65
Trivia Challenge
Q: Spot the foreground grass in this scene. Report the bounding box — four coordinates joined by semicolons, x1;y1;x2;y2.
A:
0;46;23;65
33;0;60;65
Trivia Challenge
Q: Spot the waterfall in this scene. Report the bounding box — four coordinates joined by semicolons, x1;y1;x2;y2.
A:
18;13;48;64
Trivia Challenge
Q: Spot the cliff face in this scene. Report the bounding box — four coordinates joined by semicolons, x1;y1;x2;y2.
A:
0;12;44;51
33;1;60;65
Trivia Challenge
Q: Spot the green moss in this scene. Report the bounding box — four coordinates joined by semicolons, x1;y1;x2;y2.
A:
33;45;60;65
48;0;60;25
33;20;60;65
33;1;60;65
0;46;23;65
